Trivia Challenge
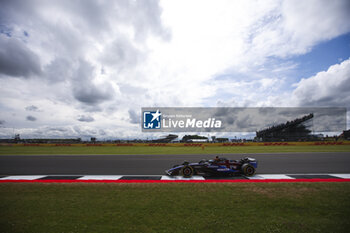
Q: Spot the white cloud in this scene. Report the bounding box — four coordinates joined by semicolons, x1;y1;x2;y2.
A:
292;58;350;107
282;0;350;53
0;0;349;139
247;0;350;60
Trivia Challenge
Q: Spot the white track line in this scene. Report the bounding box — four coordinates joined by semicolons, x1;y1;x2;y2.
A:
248;174;294;179
330;174;350;179
0;175;46;180
161;175;205;180
78;175;122;180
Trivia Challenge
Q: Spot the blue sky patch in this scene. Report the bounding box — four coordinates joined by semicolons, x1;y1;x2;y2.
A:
290;33;350;79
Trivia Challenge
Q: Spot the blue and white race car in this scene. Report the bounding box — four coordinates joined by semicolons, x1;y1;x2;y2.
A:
166;157;257;177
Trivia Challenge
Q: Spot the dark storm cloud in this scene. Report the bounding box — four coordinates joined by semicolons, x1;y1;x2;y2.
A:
77;115;94;122
0;120;5;125
72;59;114;105
0;37;41;78
26;115;37;121
128;109;140;124
25;105;39;112
44;58;72;83
101;36;143;71
73;84;113;105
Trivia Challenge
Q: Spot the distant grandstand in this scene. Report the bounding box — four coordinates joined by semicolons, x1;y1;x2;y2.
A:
0;138;82;144
256;113;314;142
152;134;178;143
181;135;208;143
339;129;350;140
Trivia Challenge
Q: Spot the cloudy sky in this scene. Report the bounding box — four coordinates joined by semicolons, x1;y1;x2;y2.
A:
0;0;349;140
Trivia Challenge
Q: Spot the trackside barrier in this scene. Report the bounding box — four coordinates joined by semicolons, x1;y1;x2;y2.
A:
222;143;245;146
313;142;343;145
263;142;291;146
147;143;167;146
23;144;41;146
183;143;202;147
115;143;134;146
2;141;350;147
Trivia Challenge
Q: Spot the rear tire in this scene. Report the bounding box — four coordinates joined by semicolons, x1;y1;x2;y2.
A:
242;164;255;176
181;166;194;178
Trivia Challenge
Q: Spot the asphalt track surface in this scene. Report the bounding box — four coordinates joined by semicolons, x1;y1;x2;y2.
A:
0;152;349;175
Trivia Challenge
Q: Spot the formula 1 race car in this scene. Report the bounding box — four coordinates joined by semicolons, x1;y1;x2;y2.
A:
165;157;257;177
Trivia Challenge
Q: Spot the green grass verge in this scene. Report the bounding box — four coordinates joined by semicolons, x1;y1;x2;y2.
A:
0;183;349;233
0;145;350;155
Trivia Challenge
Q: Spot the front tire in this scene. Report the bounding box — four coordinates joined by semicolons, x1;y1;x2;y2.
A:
242;164;255;176
181;166;194;178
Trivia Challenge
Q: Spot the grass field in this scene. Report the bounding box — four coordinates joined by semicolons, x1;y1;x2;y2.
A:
1;145;350;155
1;145;349;233
0;183;349;233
